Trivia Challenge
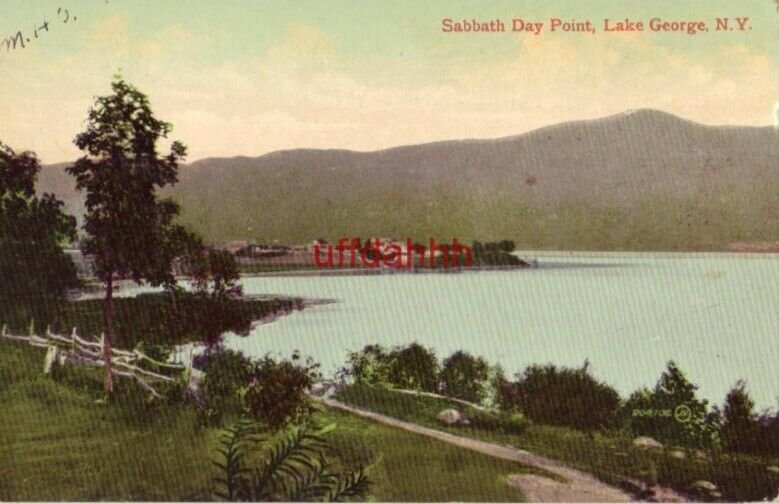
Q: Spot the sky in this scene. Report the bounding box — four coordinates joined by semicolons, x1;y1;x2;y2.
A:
1;0;778;163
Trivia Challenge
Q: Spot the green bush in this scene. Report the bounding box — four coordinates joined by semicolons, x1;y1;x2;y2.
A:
512;362;621;432
244;353;320;429
338;344;391;386
339;343;439;393
196;349;253;424
623;361;719;449
439;351;490;403
385;343;439;392
467;409;530;436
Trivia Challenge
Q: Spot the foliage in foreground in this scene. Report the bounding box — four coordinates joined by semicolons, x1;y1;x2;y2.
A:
196;348;320;428
213;419;370;502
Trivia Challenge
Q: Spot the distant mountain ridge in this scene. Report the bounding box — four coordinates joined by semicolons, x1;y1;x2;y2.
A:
38;109;779;251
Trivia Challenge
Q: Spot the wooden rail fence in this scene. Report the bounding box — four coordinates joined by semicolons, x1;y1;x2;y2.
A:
0;323;194;398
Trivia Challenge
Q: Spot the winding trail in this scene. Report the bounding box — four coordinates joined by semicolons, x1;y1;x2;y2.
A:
321;397;637;502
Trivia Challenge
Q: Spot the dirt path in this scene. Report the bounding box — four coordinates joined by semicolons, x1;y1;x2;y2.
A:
321;398;635;502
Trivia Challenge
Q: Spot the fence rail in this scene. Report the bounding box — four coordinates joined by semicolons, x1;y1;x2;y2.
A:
0;323;190;398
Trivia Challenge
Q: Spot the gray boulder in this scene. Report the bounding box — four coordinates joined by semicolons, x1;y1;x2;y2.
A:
633;436;663;449
437;408;463;426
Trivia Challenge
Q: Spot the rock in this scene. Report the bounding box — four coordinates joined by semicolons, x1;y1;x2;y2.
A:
693;449;709;461
710;491;722;499
669;449;686;460
633;436;663;449
767;465;779;474
690;480;717;493
309;382;327;397
437;408;463;426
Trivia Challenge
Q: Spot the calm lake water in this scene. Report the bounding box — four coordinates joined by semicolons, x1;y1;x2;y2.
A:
216;252;779;409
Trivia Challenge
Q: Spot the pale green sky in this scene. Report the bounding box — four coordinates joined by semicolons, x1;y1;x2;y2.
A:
2;0;778;162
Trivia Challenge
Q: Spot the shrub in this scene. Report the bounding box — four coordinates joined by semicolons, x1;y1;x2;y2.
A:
706;456;779;502
439;351;490;403
513;362;621;431
385;343;439;392
495;374;523;413
624;361;719;449
213;419;371;501
338;344;391;386
717;381;779;458
483;364;508;410
721;380;760;454
755;411;779;457
467;409;530;435
196;348;253;424
244;353;320;429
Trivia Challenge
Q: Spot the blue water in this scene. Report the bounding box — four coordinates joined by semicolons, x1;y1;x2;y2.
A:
217;253;779;409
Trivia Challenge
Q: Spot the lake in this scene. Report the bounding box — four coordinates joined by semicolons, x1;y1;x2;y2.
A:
207;252;779;408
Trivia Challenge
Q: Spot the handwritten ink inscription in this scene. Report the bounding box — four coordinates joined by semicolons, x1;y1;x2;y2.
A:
2;7;77;55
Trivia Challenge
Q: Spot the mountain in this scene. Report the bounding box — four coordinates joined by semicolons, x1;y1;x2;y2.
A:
38;109;779;251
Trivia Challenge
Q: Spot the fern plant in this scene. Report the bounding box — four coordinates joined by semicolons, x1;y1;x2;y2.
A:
214;419;371;501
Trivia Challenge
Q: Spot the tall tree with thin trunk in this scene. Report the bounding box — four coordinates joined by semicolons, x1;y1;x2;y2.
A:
68;77;189;396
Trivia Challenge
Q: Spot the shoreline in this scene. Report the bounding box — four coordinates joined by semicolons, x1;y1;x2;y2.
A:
243;295;337;326
240;264;530;278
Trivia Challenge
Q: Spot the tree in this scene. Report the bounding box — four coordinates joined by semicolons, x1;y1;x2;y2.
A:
185;242;242;300
624;361;717;448
721;380;759;453
439;350;490;403
386;342;439;392
67;78;191;396
0;143;78;321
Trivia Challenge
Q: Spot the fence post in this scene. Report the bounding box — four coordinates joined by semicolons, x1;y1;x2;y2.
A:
71;327;77;352
1;323;6;338
28;319;35;345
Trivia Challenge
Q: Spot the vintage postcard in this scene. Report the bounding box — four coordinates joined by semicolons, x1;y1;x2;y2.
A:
1;0;778;501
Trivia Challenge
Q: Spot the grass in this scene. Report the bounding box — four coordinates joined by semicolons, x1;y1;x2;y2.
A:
336;384;779;501
0;338;534;501
319;407;531;501
0;337;217;500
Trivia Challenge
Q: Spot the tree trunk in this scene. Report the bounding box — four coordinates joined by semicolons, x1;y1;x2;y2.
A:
103;274;115;396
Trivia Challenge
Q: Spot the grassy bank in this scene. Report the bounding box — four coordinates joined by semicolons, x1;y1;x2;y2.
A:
336;384;779;501
0;339;535;500
0;292;302;349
